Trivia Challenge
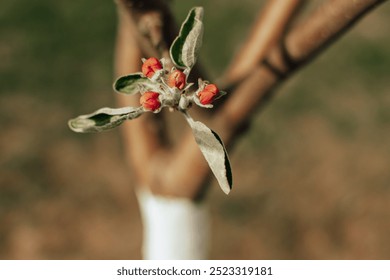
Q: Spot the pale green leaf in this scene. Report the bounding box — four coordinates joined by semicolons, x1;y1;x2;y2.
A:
170;7;204;69
68;107;143;133
114;73;154;95
186;117;233;194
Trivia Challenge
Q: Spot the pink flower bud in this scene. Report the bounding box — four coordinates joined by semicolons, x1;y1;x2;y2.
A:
140;91;161;111
167;70;186;90
142;57;163;78
198;84;219;105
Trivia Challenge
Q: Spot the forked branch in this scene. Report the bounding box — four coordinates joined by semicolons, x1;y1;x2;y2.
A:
113;0;386;199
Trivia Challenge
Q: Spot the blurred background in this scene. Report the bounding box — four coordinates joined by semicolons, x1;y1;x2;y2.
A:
1;0;389;259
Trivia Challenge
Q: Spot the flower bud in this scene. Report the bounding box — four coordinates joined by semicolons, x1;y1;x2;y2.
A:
141;57;163;79
140;91;161;111
198;84;219;105
167;70;186;90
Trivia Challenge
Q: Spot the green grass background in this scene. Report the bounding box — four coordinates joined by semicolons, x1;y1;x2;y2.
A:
1;0;389;259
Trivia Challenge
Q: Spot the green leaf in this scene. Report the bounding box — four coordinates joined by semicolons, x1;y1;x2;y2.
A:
68;107;143;133
170;7;204;69
114;73;154;95
186;117;233;194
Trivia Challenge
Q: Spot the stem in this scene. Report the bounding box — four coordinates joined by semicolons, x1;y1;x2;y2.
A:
182;110;195;125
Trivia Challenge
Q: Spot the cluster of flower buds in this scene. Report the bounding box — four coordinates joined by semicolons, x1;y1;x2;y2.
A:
138;57;225;113
69;7;233;195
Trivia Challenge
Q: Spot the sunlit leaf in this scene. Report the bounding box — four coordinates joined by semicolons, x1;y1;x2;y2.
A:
186;118;232;194
114;73;154;95
170;7;204;69
68;106;143;133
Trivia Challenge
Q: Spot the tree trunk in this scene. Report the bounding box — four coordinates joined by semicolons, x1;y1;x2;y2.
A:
137;189;209;259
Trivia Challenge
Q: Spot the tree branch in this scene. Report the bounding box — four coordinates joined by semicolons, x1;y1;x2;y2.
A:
214;0;387;145
219;0;304;88
114;1;167;187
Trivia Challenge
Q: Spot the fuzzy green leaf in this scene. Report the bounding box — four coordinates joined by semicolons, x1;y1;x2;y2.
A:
114;73;153;95
170;7;204;69
186;118;233;194
68;107;143;133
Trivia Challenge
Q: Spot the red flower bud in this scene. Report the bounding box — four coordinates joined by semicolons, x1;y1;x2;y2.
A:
142;57;163;78
198;84;219;105
204;84;219;95
167;70;186;90
140;91;161;111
